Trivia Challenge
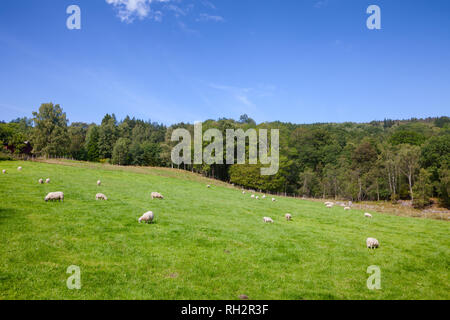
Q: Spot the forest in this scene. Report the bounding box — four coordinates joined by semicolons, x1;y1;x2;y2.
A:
1;103;449;208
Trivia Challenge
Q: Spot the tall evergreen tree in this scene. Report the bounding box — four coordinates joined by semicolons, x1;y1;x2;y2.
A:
85;125;100;162
98;114;117;159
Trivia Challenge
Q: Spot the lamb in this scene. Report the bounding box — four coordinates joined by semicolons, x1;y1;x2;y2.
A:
139;211;154;224
262;195;266;199
96;193;108;201
242;190;246;194
272;198;276;202
151;192;164;200
285;213;292;221
263;217;274;223
44;191;64;202
326;204;333;208
2;170;5;174
251;194;255;198
38;179;44;184
366;237;379;249
207;185;211;188
344;207;351;211
17;166;22;171
97;180;101;186
45;178;50;184
256;196;259;200
364;213;373;218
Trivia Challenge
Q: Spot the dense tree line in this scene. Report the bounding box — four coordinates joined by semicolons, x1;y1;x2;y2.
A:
1;103;449;208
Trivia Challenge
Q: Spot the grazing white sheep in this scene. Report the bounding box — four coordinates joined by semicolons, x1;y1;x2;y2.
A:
324;201;333;206
251;194;255;198
44;192;64;202
263;217;274;223
38;179;44;184
207;185;211;188
45;178;50;184
139;211;154;224
2;169;5;174
96;193;108;201
285;213;292;221
272;198;276;202
364;213;373;218
366;238;379;249
17;166;22;171
97;180;101;186
151;192;164;200
344;206;351;211
326;204;333;208
256;196;259;200
242;190;246;194
262;195;266;199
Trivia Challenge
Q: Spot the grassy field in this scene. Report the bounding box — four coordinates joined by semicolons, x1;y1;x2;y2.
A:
0;160;449;300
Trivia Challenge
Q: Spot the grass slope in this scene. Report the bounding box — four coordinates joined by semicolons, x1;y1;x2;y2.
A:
0;160;449;300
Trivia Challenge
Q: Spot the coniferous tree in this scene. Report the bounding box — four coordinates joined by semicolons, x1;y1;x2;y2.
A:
85;125;100;162
98;114;117;159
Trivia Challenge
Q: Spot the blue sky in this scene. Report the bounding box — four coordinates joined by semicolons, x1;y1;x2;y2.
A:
0;0;449;125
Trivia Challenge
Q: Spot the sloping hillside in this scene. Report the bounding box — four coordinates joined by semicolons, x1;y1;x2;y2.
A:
0;160;448;299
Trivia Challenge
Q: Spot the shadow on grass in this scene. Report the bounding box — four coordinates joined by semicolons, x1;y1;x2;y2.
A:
0;207;18;224
140;220;158;225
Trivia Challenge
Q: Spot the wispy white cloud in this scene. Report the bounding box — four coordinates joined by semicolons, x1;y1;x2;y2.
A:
209;83;275;107
106;0;223;24
164;4;187;18
236;95;253;107
314;0;328;9
178;21;200;36
201;0;216;10
209;84;254;106
196;13;224;23
105;0;169;23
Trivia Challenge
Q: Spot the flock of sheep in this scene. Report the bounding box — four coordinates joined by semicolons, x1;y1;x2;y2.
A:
245;191;277;202
4;165;159;224
324;201;379;249
244;191;287;224
4;165;379;249
243;192;379;249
